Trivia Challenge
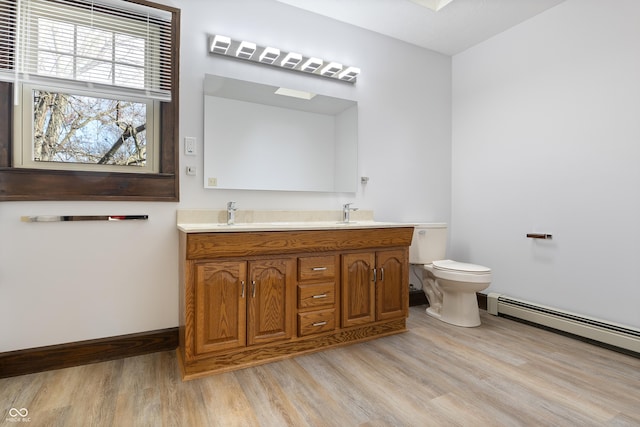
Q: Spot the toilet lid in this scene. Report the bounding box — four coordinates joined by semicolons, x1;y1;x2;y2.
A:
432;259;491;274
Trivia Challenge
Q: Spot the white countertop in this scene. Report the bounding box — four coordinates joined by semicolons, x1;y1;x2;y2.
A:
177;220;413;233
176;209;414;233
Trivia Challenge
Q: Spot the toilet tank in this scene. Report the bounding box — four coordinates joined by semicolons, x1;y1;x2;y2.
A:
409;223;448;264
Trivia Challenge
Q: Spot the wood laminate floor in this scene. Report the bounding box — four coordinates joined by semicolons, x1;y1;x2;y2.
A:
2;306;639;427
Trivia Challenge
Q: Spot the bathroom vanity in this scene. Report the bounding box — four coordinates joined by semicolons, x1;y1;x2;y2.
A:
177;210;414;379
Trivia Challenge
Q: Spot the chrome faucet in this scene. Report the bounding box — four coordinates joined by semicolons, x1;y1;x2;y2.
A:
227;201;237;225
343;203;358;223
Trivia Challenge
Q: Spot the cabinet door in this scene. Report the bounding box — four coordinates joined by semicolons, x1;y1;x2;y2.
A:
195;261;247;354
376;249;409;321
341;252;376;327
247;258;295;346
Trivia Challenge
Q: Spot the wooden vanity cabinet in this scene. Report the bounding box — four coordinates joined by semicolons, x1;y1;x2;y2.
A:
341;249;409;328
375;249;409;321
192;257;294;356
178;227;413;380
247;258;295;345
194;260;246;354
341;252;376;327
296;255;339;336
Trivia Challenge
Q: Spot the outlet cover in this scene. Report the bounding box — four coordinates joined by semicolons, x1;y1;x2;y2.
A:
184;137;196;156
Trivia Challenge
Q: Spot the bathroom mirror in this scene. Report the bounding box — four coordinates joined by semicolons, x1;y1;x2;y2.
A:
203;74;358;192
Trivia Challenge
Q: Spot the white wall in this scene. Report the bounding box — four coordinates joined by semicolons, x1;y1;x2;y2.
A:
451;0;640;328
0;0;451;352
178;0;452;221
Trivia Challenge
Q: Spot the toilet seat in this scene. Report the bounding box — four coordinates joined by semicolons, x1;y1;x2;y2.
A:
429;259;492;283
433;259;490;274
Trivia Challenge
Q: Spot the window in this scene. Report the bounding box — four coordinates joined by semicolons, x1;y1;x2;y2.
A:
0;0;180;201
15;86;160;173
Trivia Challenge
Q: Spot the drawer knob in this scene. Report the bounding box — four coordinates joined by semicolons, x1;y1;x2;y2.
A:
311;267;327;271
312;321;328;327
312;293;328;299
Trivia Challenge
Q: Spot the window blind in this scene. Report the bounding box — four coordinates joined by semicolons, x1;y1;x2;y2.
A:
0;0;18;82
0;0;173;101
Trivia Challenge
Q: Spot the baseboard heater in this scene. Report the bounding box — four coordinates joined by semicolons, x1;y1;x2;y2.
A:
487;293;640;354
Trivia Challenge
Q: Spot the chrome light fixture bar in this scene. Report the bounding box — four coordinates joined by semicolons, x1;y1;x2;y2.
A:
208;34;360;83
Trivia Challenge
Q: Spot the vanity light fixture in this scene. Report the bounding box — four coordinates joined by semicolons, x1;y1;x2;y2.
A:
259;47;280;64
320;62;342;77
338;66;361;82
281;52;302;69
207;34;360;83
301;57;323;73
210;35;231;54
236;41;256;59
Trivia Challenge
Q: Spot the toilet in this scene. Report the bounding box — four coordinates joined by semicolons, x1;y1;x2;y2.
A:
409;223;492;327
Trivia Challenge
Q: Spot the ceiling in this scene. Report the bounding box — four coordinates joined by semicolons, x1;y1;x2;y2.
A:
274;0;566;56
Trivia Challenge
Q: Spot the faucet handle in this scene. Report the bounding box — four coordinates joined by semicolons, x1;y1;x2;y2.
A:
227;201;237;210
343;202;358;211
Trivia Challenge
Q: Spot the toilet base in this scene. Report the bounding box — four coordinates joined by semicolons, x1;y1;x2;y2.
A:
439;290;482;327
425;307;441;319
427;305;481;327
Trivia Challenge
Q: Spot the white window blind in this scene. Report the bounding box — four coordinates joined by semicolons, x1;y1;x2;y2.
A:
0;0;173;101
0;1;18;82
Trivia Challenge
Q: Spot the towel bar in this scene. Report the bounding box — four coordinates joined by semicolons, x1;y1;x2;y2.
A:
21;215;149;223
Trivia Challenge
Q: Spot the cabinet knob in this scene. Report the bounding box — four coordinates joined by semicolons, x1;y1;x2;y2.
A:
312;293;328;299
312;321;328;327
251;280;256;298
311;267;327;271
241;280;245;298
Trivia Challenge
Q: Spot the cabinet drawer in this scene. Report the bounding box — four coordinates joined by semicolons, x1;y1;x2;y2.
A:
297;282;335;309
298;255;336;281
297;309;336;336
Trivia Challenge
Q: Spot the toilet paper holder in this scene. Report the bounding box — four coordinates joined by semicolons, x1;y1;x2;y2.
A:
526;233;553;240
